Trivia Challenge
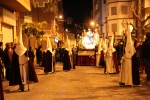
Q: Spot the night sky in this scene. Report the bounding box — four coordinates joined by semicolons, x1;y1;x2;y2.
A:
62;0;93;24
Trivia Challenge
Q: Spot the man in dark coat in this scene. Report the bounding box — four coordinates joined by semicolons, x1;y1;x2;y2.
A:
0;71;4;100
36;45;42;67
132;41;141;86
0;42;5;80
141;32;150;84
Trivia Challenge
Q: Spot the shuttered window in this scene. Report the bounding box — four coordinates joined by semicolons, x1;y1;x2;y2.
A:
111;7;117;15
112;23;117;32
121;6;128;14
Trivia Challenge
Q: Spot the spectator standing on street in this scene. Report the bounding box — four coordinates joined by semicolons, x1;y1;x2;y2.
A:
4;43;13;81
132;40;141;86
36;45;42;67
0;70;4;100
0;42;5;81
28;46;35;63
141;32;150;85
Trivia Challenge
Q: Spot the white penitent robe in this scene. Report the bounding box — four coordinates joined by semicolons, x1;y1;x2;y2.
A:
96;53;101;67
19;55;29;84
105;48;116;73
119;54;133;85
119;39;135;85
96;39;102;67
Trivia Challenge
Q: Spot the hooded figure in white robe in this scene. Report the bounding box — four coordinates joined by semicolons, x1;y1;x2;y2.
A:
105;34;119;73
119;25;136;86
9;25;38;91
42;34;54;74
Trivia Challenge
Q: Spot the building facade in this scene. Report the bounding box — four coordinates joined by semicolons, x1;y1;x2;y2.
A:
0;0;64;49
93;0;133;37
0;0;31;48
93;0;150;38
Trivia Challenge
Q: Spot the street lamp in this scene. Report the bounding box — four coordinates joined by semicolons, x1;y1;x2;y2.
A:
90;21;95;26
90;21;95;32
59;15;63;19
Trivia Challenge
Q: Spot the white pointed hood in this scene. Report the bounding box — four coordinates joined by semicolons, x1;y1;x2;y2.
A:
15;24;27;56
45;34;52;53
108;34;116;52
103;39;108;53
66;34;72;55
125;26;135;58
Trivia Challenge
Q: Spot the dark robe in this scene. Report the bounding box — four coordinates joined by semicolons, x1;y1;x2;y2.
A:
28;60;39;83
63;50;71;70
4;48;13;80
42;52;46;67
100;50;105;67
0;72;4;100
71;50;75;69
112;52;120;73
43;51;52;73
132;53;140;85
36;48;42;64
9;52;38;86
141;37;150;81
115;43;123;66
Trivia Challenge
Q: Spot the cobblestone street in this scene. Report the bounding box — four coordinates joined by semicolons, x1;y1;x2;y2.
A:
3;63;150;100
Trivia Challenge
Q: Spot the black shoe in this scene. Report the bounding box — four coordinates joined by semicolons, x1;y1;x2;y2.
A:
21;89;24;92
18;88;21;90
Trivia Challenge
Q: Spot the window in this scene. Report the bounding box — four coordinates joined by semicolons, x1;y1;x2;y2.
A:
104;0;106;4
121;6;128;14
111;7;117;15
112;23;117;32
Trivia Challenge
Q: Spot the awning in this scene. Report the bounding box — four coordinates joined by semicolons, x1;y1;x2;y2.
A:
0;0;31;12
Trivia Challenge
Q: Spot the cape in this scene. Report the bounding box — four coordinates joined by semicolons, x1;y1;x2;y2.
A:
9;52;38;86
43;50;52;73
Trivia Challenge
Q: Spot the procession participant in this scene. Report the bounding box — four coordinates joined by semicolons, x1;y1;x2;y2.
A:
63;35;72;71
101;39;107;72
9;25;38;92
72;46;76;69
119;26;136;86
105;34;119;74
42;34;53;74
96;38;102;67
114;40;124;67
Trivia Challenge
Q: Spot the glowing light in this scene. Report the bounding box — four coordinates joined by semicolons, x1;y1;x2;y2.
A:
90;21;95;26
82;29;99;49
59;15;63;19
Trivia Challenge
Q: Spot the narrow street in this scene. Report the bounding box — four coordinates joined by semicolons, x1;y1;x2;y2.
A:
3;63;150;100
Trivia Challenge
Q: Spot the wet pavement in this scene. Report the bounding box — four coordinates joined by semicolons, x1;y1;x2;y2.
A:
3;63;150;100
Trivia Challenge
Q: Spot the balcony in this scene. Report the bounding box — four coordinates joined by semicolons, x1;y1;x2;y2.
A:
0;0;31;12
